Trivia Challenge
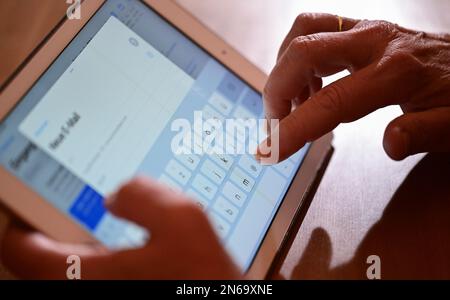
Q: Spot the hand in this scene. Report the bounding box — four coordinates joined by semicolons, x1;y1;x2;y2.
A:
261;13;450;162
0;177;241;279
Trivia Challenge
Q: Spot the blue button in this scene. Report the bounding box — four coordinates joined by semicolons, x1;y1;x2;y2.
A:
69;185;105;230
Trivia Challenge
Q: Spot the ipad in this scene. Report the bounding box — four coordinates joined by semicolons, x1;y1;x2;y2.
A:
0;0;332;278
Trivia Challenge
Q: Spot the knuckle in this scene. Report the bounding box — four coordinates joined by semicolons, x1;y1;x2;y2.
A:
352;19;371;30
290;36;306;56
387;51;414;65
293;13;316;32
288;35;316;60
292;35;314;50
378;51;426;77
369;20;398;39
414;30;427;40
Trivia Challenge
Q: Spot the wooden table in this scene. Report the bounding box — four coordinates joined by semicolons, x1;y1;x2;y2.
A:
1;0;449;279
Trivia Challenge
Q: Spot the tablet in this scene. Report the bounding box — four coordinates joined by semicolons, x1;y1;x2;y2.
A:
0;0;332;279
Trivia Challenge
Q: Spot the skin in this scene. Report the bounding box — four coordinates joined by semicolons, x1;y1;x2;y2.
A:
1;13;449;279
257;13;450;163
0;177;240;279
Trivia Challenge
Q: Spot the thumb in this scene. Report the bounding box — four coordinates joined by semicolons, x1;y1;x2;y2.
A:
106;176;174;234
383;107;450;160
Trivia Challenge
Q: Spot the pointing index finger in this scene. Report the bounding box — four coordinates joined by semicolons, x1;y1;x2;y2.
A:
264;30;374;122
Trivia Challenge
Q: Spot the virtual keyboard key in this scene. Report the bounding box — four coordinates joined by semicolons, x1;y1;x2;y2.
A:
175;152;200;171
201;159;226;185
222;181;247;207
213;196;239;223
209;92;233;116
186;188;209;210
238;155;262;178
159;174;182;192
230;167;255;193
211;153;234;171
192;174;217;200
165;159;191;186
203;104;225;122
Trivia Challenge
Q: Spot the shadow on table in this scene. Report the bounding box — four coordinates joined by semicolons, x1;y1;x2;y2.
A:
289;153;450;279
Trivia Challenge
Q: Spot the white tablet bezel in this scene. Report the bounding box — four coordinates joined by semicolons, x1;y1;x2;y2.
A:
0;0;332;279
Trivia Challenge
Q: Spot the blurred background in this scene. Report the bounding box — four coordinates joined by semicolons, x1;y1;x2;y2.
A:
0;0;449;279
1;0;450;85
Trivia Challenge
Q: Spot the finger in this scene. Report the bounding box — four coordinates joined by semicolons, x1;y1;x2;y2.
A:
261;52;426;162
265;30;376;122
0;222;120;279
106;176;180;234
383;107;450;160
276;13;358;114
310;76;323;95
278;13;360;61
292;77;323;109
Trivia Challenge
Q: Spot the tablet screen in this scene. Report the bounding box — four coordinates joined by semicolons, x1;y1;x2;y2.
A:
0;0;309;270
